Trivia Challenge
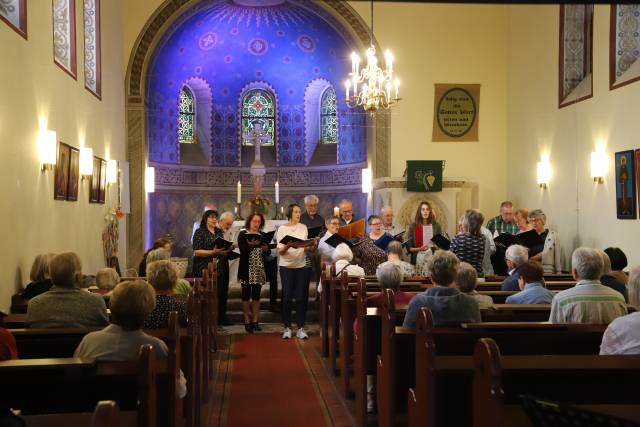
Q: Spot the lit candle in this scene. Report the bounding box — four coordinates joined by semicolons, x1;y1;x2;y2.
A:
352;76;358;98
275;181;279;203
386;81;391;100
237;180;241;203
333;206;339;217
394;79;400;99
345;80;351;99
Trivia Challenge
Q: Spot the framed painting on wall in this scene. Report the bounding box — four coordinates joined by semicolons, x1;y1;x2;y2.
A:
614;150;637;220
636;149;640;216
54;142;71;200
98;158;106;203
67;146;79;201
89;156;101;203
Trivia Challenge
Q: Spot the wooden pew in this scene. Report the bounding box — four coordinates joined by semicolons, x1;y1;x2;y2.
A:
473;338;640;427
476;280;576;292
407;308;608;427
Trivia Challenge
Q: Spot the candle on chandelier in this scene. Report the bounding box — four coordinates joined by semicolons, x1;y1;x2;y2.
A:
333;206;339;217
386;81;391;100
394;79;400;99
275;181;279;203
345;80;351;99
237;180;241;203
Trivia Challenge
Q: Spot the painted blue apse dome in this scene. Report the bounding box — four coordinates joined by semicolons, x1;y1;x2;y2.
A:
146;0;367;167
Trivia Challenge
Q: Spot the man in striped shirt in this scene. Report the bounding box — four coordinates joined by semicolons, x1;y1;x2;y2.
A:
549;247;627;324
485;201;518;235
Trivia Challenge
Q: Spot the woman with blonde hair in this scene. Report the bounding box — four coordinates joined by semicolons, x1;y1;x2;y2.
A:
144;261;187;328
22;253;56;299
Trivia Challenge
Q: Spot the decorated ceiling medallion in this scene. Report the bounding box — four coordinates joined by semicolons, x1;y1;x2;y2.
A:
199;31;218;50
248;37;268;56
297;35;315;52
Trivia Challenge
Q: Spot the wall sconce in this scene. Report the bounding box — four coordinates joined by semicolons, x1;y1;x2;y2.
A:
106;159;118;185
38;130;57;171
362;167;372;193
590;149;607;184
145;166;155;193
536;160;551;189
79;147;94;178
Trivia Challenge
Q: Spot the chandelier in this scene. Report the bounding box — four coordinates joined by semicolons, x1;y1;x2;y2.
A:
344;0;400;112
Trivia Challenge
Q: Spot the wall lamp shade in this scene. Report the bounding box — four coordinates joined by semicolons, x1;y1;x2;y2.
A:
79;147;94;176
537;160;551;189
362;167;372;193
38;130;57;169
145;166;155;193
591;151;607;183
106;160;118;184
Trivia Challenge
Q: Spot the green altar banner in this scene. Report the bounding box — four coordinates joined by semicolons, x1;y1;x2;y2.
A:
406;160;444;192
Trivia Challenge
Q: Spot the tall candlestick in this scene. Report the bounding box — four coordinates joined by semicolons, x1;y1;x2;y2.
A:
333;206;339;217
275;181;279;203
237;181;241;203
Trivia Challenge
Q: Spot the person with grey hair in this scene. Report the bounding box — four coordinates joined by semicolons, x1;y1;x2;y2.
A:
550;247;627;324
27;252;109;328
451;209;486;276
501;244;529;291
332;243;366;277
456;262;493;308
527;209;561;274
377;240;415;278
301;194;325;298
144;260;188;328
403;251;480;328
380;206;403;236
318;216;340;261
146;248;191;297
339;199;357;225
486;201;518;235
597;249;629;302
600;266;640;354
215;211;235;325
95;268;119;293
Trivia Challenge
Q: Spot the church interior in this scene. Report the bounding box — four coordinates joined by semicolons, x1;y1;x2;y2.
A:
1;1;640;426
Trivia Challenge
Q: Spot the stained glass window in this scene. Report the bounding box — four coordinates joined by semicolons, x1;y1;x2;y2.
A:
320;87;337;144
179;86;195;144
241;89;275;146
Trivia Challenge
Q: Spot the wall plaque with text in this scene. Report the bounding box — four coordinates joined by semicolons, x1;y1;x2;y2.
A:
432;84;480;142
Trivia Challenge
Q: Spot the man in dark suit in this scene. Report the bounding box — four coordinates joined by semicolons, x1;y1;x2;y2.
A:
501;244;529;291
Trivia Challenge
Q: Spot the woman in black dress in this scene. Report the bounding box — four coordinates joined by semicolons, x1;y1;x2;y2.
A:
237;213;270;332
191;210;230;278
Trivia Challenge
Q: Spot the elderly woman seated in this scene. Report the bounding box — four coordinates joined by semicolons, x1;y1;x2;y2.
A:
332;243;366;277
377;241;415;279
95;268;119;294
597;249;628;302
22;253;56;299
74;280;186;398
456;262;493;308
144;261;188;328
146;248;192;297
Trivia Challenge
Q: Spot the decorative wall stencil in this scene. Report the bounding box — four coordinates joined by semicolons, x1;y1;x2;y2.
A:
83;0;101;98
559;4;593;108
610;5;640;90
615;150;637;220
0;0;27;39
53;0;77;79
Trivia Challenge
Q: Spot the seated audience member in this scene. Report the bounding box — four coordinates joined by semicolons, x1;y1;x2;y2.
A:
505;260;554;304
0;320;17;361
377;241;415;278
549;247;627;324
95;268;119;294
456;262;493;308
600;266;640;354
146;248;192;297
332;244;366;277
604;247;629;285
144;261;188;328
403;250;480;328
451;209;486;276
501;244;529;291
138;238;172;277
74;280;186;398
597;249;629;302
527;209;561;274
27;252;109;328
318;216;340;261
22;253;56;299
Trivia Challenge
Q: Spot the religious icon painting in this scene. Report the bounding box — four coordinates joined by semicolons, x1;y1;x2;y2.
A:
614;150;637;220
89;156;101;203
67;146;79;201
98;158;107;204
54;142;71;201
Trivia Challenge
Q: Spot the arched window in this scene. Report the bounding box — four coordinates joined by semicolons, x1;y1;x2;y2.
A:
178;86;195;144
241;89;275;146
320;87;337;144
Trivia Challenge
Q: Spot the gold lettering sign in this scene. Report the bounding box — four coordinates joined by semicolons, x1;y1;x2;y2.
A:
432;84;480;142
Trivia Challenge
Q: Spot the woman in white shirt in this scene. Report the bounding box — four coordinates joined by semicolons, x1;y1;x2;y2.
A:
332;243;366;277
276;204;317;340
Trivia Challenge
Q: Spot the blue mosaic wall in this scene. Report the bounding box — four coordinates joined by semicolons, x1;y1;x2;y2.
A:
146;1;367;167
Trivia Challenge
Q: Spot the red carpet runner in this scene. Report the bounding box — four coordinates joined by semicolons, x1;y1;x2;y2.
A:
222;334;330;427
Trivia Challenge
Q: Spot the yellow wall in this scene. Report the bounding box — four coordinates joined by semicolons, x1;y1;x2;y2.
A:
507;4;640;268
0;0;126;311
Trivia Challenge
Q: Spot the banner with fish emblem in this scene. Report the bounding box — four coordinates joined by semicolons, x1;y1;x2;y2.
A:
406;160;444;192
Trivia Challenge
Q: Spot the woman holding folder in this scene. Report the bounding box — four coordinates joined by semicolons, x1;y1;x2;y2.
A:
191;210;231;277
237;213;270;333
406;201;443;264
276;203;317;340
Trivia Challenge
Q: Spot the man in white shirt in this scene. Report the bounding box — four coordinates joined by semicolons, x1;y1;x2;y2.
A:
549;247;627;324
